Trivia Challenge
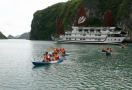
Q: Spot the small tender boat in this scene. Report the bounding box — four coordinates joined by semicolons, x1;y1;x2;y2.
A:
32;59;63;65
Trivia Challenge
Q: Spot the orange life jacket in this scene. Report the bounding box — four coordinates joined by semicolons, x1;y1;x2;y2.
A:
56;48;59;53
53;50;58;54
45;54;50;60
54;54;59;60
60;48;66;54
63;49;66;54
60;48;63;53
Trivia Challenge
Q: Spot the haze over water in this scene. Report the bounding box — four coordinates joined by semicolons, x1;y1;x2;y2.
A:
0;39;132;90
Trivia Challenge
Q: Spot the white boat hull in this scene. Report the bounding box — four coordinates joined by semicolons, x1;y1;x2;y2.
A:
57;37;125;45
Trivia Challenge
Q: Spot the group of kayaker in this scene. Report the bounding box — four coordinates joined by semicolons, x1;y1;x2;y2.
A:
102;46;115;55
102;43;129;56
42;47;66;62
121;43;127;48
52;47;66;54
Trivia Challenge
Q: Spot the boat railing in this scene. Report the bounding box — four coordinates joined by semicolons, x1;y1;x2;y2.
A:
63;36;106;39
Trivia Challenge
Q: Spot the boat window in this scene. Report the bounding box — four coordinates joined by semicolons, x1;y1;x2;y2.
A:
109;29;112;31
83;39;85;40
90;30;94;33
97;29;100;31
75;39;76;40
118;39;120;41
98;39;101;41
84;29;88;31
95;34;101;36
79;29;83;31
115;39;116;41
96;29;101;33
83;34;86;36
69;38;71;40
103;28;106;31
79;29;82;33
69;34;71;36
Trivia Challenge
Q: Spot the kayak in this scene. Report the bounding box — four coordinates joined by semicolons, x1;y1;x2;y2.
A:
120;46;126;49
32;59;63;65
106;51;111;56
61;53;70;57
102;50;106;52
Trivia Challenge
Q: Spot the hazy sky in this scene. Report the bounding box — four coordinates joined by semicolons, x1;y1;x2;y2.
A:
0;0;68;37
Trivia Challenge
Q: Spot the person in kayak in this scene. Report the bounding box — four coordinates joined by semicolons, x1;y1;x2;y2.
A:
42;52;51;62
106;48;111;56
62;48;66;54
60;47;66;54
52;53;60;61
56;48;60;53
102;46;106;52
52;48;58;54
122;43;127;48
109;47;115;52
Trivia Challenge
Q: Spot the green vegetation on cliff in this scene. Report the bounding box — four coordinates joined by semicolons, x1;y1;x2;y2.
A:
30;0;131;40
98;0;129;25
30;0;83;40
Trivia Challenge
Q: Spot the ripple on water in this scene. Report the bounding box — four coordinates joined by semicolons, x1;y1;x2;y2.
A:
0;40;132;89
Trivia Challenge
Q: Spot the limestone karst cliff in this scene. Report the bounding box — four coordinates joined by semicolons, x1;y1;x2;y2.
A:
30;0;132;41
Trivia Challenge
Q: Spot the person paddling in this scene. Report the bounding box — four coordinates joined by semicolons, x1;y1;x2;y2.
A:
62;48;66;54
122;43;127;48
102;46;106;52
52;48;58;55
59;47;66;54
52;53;60;61
106;48;111;56
109;47;116;52
109;48;113;52
42;52;51;62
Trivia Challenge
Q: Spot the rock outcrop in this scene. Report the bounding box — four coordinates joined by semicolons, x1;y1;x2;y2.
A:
30;0;132;42
0;31;7;39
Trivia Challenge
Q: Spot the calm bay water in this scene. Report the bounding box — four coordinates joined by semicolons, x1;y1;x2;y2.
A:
0;39;132;90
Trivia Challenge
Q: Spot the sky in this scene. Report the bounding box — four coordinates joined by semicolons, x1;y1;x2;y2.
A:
0;0;68;37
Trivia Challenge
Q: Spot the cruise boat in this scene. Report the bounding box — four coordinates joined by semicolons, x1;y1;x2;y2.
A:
54;6;126;44
57;26;126;44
